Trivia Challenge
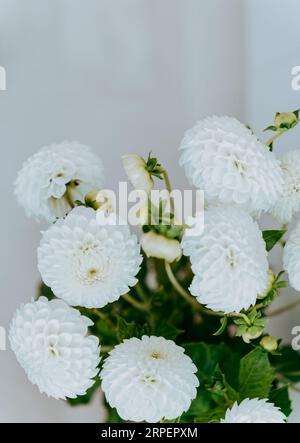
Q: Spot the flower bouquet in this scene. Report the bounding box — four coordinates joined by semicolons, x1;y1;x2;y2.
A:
10;112;300;423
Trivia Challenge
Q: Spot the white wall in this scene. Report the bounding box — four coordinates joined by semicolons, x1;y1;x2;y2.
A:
0;0;243;422
243;0;300;422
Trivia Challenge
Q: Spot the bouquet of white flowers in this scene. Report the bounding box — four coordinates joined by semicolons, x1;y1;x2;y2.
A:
10;111;300;423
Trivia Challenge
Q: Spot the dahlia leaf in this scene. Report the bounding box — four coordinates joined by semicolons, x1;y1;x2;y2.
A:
262;229;286;251
269;386;292;417
238;348;274;399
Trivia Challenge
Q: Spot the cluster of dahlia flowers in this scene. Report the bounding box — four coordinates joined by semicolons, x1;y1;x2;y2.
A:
10;111;300;423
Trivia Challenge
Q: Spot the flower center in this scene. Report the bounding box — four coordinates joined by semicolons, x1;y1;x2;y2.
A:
74;242;112;286
151;351;161;359
226;248;237;268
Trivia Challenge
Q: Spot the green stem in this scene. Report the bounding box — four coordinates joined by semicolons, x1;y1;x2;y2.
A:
265;130;285;151
162;170;172;194
101;345;113;354
123;294;149;312
164;261;197;308
164;261;222;317
134;282;147;302
162;169;175;215
164;261;250;322
65;185;75;209
267;298;300;317
92;308;106;320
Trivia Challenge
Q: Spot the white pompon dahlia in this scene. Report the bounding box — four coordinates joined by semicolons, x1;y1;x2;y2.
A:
182;206;268;313
179;116;283;213
38;207;142;308
9;297;100;399
270;150;300;223
221;398;286;423
14;141;104;222
100;336;199;422
283;222;300;290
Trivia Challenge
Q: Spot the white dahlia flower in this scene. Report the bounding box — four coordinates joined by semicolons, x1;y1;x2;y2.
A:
182;206;268;313
221;398;286;423
38;207;142;308
14;141;104;222
283;222;300;290
270;150;300;223
9;297;100;399
179;116;283;213
100;336;199;422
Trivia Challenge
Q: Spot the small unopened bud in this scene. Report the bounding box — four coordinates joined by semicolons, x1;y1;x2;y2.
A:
257;269;275;299
260;335;278;352
96;190;115;213
274;112;298;130
85;191;102;209
140;230;182;263
122;154;154;193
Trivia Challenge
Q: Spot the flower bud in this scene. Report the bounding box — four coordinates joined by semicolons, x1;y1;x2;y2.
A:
260;335;278;352
274;112;298;130
242;326;264;344
122;154;154;193
96;190;115;213
257;269;275;299
140;231;182;263
85;191;102;209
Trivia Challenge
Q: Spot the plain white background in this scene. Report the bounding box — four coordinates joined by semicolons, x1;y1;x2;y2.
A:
0;0;299;422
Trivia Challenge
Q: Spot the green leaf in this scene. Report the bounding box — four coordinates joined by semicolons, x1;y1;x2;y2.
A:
155;323;184;340
262;230;286;252
238;348;274;399
183;343;240;388
194;406;227;423
213;316;228;336
180;389;212;422
38;282;56;301
269;386;292;418
208;366;240;405
116;317;136;342
271;346;300;382
67;379;100;406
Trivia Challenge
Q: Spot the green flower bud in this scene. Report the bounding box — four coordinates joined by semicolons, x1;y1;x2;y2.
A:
242;326;264;344
85;190;102;209
260;335;278;352
274;112;298;130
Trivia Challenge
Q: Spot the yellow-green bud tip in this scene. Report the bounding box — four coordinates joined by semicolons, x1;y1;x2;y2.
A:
260;335;278;352
274;111;298;129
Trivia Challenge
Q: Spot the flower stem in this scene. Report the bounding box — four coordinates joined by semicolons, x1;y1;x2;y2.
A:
65;185;75;209
164;261;197;308
162;169;175;215
267;298;300;317
101;345;113;354
123;294;149;312
265;130;285;151
162;170;172;195
92;308;106;320
134;282;147;302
